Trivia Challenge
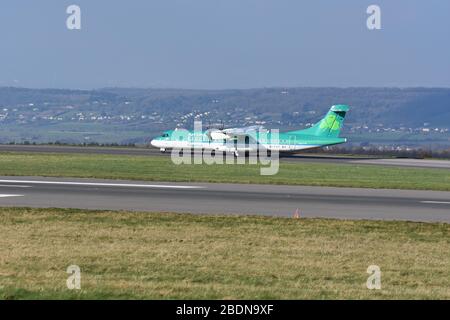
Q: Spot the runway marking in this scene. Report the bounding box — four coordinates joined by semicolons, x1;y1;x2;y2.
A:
420;201;450;205
0;179;204;190
0;184;31;188
0;194;24;198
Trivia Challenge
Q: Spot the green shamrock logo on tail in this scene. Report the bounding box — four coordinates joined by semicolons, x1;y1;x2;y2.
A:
319;114;341;131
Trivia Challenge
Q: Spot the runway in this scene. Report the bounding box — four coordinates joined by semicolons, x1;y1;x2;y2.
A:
0;176;449;223
1;144;450;168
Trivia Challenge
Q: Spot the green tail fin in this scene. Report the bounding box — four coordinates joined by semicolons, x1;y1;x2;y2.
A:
289;105;349;138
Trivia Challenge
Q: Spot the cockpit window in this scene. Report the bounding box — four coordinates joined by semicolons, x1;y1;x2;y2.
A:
162;133;169;137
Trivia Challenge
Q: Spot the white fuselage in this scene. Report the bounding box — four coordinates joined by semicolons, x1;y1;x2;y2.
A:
150;139;319;153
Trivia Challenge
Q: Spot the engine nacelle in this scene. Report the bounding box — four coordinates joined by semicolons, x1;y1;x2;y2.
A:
210;130;230;140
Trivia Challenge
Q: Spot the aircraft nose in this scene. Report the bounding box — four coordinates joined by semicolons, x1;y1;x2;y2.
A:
150;139;157;147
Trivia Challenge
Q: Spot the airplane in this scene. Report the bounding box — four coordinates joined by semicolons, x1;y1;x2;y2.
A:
150;104;349;156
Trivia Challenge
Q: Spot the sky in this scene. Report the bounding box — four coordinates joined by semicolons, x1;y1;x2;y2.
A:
0;0;449;89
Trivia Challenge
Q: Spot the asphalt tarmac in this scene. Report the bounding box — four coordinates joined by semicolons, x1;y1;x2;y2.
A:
0;176;449;223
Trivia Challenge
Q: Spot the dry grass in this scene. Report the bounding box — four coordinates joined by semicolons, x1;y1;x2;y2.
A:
0;207;449;299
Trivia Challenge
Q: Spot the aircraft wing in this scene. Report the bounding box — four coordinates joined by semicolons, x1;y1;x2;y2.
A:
222;125;263;136
207;126;263;140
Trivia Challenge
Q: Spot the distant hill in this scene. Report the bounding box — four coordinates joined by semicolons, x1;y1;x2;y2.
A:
99;87;450;126
0;87;449;146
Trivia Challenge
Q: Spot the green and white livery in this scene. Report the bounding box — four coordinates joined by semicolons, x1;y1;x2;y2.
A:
151;105;350;156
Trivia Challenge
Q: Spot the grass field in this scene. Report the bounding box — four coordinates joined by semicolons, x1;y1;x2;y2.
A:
0;152;449;191
0;208;449;299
